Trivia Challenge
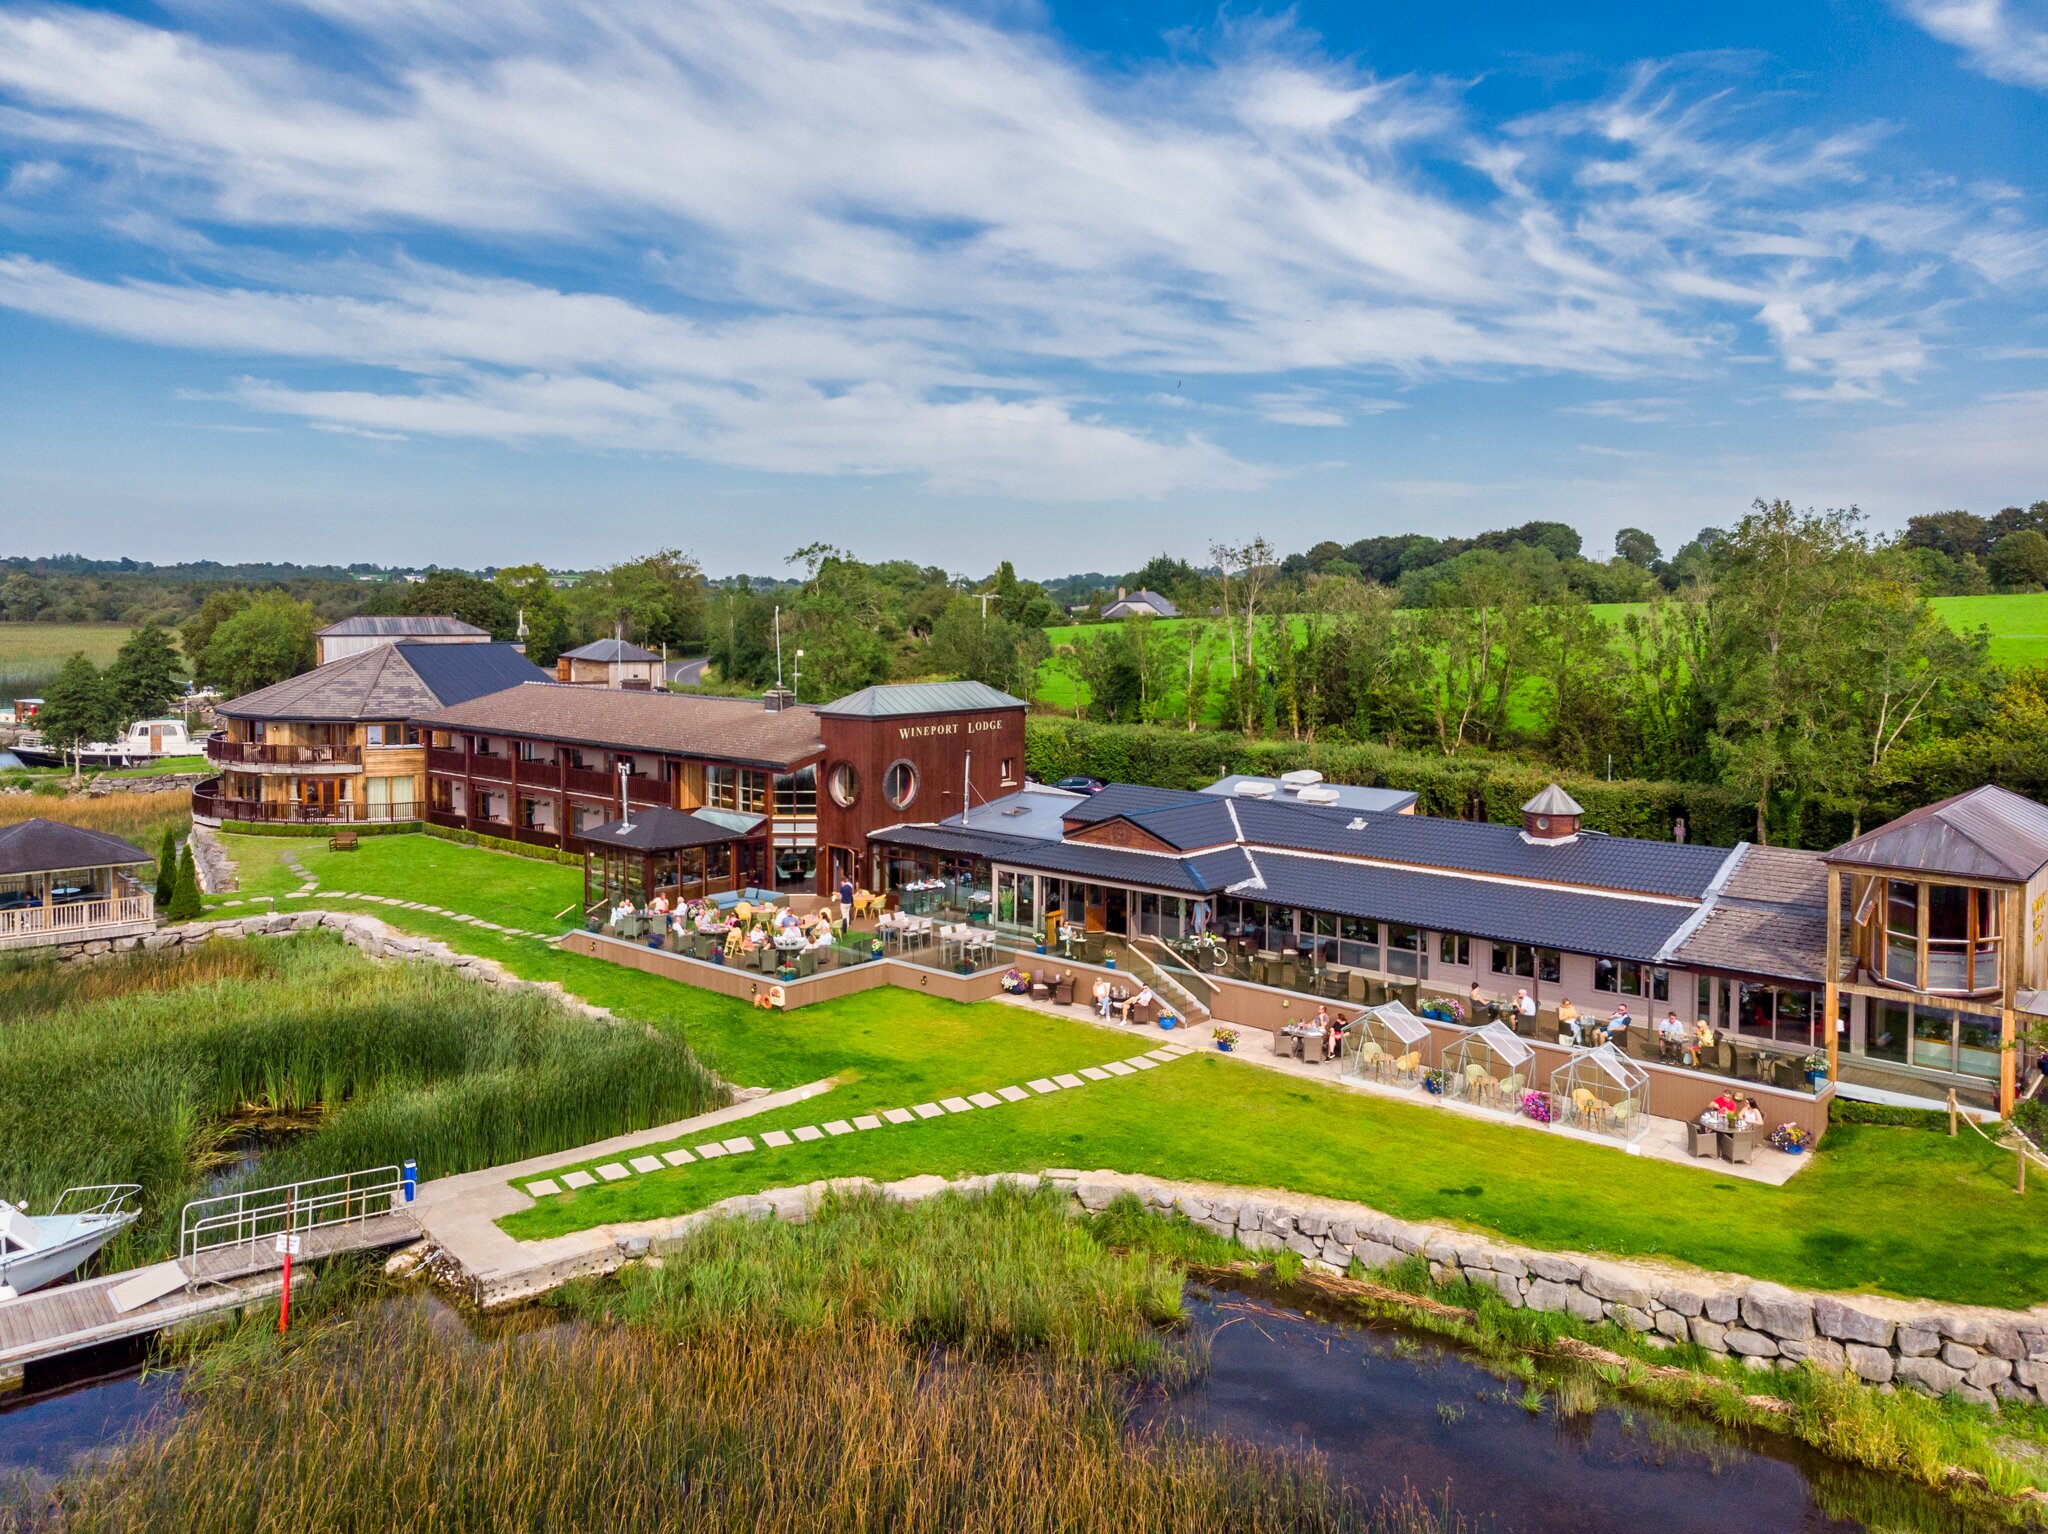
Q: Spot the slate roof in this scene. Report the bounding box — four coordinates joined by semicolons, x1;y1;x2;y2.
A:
0;819;149;876
1828;785;2048;882
1102;591;1179;617
575;805;750;852
316;615;488;639
561;638;660;663
1060;782;1728;898
1666;844;1828;984
217;643;553;722
417;683;824;769
815;681;1025;717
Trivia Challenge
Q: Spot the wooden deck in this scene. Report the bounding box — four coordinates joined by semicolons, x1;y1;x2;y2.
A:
0;1211;418;1376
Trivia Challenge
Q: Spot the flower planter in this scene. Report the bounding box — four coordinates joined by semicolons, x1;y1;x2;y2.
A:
1158;1016;1178;1030
1215;1039;1235;1053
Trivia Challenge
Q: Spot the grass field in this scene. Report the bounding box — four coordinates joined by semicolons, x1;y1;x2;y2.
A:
0;620;145;694
1035;592;2048;720
202;833;2048;1307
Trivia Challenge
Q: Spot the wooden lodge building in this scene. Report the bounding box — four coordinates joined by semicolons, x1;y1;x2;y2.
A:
198;622;2048;1114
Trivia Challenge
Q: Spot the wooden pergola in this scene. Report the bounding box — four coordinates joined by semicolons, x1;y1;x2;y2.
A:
578;805;753;915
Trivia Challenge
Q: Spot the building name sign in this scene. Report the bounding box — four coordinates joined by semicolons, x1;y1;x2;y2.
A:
896;718;1007;740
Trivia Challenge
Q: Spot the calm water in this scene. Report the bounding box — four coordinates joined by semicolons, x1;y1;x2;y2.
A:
0;1288;2008;1531
1140;1285;1999;1534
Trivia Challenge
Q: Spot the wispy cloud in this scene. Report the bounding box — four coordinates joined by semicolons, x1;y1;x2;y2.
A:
1899;1;2048;89
0;0;2037;498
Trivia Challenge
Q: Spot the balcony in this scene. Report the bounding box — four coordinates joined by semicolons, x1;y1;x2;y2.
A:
0;890;155;950
466;751;512;782
626;774;668;807
426;746;468;776
563;765;617;798
191;779;417;826
205;733;361;769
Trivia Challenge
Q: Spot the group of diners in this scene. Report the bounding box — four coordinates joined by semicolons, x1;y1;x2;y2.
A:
1465;981;1727;1067
1696;1090;1766;1132
605;890;841;959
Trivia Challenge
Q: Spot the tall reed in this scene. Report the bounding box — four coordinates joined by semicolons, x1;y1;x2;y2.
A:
0;935;723;1262
25;1299;1453;1534
0;790;190;846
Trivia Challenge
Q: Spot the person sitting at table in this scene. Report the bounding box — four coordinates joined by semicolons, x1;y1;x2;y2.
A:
610;897;635;926
1117;983;1153;1023
1709;1091;1740;1120
1739;1096;1765;1130
1556;997;1582;1043
1514;989;1537;1029
1001;966;1027;994
743;925;768;951
1603;1002;1633;1049
1658;1011;1687;1059
649;892;670;928
1326;1010;1349;1061
1467;980;1487;1017
1312;1002;1331;1035
1092;977;1113;1018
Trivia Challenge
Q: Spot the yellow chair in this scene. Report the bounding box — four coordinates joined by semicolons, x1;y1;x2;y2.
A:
732;901;754;925
1394;1051;1421;1080
1571;1087;1598;1125
1464;1063;1490;1101
1500;1072;1525;1101
1357;1041;1384;1078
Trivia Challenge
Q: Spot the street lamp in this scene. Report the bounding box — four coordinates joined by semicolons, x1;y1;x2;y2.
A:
792;648;804;703
618;760;633;833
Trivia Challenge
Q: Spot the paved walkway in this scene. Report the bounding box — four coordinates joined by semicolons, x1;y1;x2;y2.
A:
519;1043;1199;1200
989;993;1811;1187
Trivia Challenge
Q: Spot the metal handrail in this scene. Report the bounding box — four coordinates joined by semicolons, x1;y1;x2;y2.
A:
179;1167;402;1265
47;1183;142;1220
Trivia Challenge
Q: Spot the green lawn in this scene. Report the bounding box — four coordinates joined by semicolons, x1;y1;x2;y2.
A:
0;621;156;693
203;832;2048;1307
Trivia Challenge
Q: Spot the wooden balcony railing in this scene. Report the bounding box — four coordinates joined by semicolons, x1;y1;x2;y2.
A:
192;782;416;825
466;752;512;781
0;893;153;940
626;774;667;807
206;734;361;767
563;765;617;798
425;746;468;776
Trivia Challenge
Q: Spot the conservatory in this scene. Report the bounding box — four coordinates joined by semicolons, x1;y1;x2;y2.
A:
1441;1023;1535;1111
1549;1043;1650;1140
1341;1001;1434;1087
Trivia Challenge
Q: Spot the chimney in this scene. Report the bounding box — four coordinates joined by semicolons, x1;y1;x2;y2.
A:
762;688;796;713
1520;784;1584;844
1117;586;1127;599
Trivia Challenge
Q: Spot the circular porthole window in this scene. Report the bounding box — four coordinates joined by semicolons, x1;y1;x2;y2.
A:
883;759;918;810
828;761;861;808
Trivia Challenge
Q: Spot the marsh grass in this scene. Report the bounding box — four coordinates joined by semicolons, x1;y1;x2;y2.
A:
0;790;190;847
0;935;721;1262
572;1184;1196;1378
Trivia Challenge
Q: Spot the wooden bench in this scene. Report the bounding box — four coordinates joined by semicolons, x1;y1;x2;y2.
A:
329;831;359;852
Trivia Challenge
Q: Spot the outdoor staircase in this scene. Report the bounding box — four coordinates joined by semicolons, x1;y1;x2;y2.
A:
1122;937;1214;1025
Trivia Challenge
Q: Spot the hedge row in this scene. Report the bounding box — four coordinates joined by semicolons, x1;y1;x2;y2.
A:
220;820;421;838
422;823;582;867
1828;1099;1963;1133
1022;718;1864;849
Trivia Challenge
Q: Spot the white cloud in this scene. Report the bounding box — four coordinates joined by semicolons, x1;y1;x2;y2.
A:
4;159;64;194
0;0;2036;496
1899;1;2048;88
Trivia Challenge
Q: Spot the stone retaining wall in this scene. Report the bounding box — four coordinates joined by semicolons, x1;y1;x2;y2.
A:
556;1168;2048;1410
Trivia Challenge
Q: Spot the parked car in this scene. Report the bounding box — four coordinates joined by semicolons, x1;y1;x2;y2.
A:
1054;775;1107;795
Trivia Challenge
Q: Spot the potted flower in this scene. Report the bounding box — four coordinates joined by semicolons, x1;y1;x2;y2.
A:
1802;1053;1829;1087
1422;1068;1447;1096
1768;1122;1813;1154
1213;1026;1240;1054
1521;1090;1552;1124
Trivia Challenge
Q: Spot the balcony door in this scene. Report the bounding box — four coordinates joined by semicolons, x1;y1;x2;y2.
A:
300;778;341;819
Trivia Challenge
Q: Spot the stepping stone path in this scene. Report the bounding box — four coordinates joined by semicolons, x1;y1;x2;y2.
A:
245;853;557;942
521;1049;1197;1200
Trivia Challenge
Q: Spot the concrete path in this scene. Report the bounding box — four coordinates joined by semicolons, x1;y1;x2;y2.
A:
989;993;1811;1187
409;1079;836;1301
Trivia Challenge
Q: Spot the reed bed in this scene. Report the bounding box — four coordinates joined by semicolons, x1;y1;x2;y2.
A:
0;935;722;1261
0;789;190;846
23;1297;1452;1534
576;1183;1194;1376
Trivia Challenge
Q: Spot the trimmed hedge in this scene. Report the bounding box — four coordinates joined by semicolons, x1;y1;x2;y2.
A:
219;820;421;838
423;823;582;867
1828;1098;1962;1133
1023;717;1846;848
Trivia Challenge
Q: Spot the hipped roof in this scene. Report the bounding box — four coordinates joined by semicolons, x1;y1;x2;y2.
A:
1828;785;2048;883
0;819;149;876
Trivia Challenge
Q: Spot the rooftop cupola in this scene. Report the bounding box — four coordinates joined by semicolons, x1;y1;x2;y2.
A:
1521;783;1583;845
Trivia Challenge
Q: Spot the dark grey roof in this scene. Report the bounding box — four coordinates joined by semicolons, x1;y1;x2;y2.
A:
874;821;1214;893
218;642;552;722
316;615;488;638
1203;775;1417;814
0;819;149;876
575;805;750;852
1828;785;2048;882
561;638;660;663
417;684;823;769
816;681;1025;717
1064;781;1728;899
1102;590;1179;617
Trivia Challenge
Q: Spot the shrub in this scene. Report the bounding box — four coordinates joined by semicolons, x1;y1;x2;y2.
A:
1828;1099;1957;1132
154;824;179;906
165;843;202;920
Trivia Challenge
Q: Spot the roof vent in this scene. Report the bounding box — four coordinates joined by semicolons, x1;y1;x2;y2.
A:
1346;816;1368;831
761;688;796;713
1278;769;1323;792
1520;782;1584;844
1296;785;1340;804
1233;780;1277;799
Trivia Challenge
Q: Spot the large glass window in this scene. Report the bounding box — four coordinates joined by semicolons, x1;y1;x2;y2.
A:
707;765;736;810
1387;925;1427;980
1594;959;1641;996
1338;916;1379;971
1867;999;1909;1062
773;765;818;816
1491;942;1535;979
1886;879;1920;985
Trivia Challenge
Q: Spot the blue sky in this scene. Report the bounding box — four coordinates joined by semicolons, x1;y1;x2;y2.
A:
0;0;2044;577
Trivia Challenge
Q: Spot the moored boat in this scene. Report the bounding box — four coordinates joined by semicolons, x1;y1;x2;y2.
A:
0;1184;142;1298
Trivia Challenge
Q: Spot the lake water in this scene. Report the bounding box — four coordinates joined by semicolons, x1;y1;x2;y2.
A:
0;1286;2007;1531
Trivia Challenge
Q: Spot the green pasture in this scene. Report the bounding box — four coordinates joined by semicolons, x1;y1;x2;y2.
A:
0;621;146;692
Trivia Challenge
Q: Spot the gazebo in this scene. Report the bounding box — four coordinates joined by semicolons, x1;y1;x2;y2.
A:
1549;1043;1650;1139
1342;1000;1433;1087
0;819;155;950
579;805;757;916
1442;1022;1534;1110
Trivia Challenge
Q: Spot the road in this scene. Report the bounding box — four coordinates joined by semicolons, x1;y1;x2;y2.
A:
668;656;708;686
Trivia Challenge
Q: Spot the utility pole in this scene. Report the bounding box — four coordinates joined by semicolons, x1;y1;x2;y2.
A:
774;607;784;689
792;649;804;704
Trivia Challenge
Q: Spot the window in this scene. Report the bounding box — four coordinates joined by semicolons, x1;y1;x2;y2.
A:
1338;916;1379;970
738;771;766;815
365;724;386;747
1538;949;1561;984
707;766;736;810
1594;959;1641;996
1000;757;1017;785
828;762;860;808
517;739;550;763
773;765;818;817
1386;924;1427;980
1491;942;1535;979
1439;933;1470;967
883;760;918;810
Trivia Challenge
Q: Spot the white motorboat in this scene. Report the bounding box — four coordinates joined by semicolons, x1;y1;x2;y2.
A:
11;718;204;770
0;1184;142;1298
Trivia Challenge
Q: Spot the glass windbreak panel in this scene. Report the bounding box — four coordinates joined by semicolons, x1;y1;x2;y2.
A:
1886;879;1919;984
1957;1011;2001;1079
1867;1000;1909;1062
1338;916;1379;971
1912;1007;1955;1072
1773;988;1814;1048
